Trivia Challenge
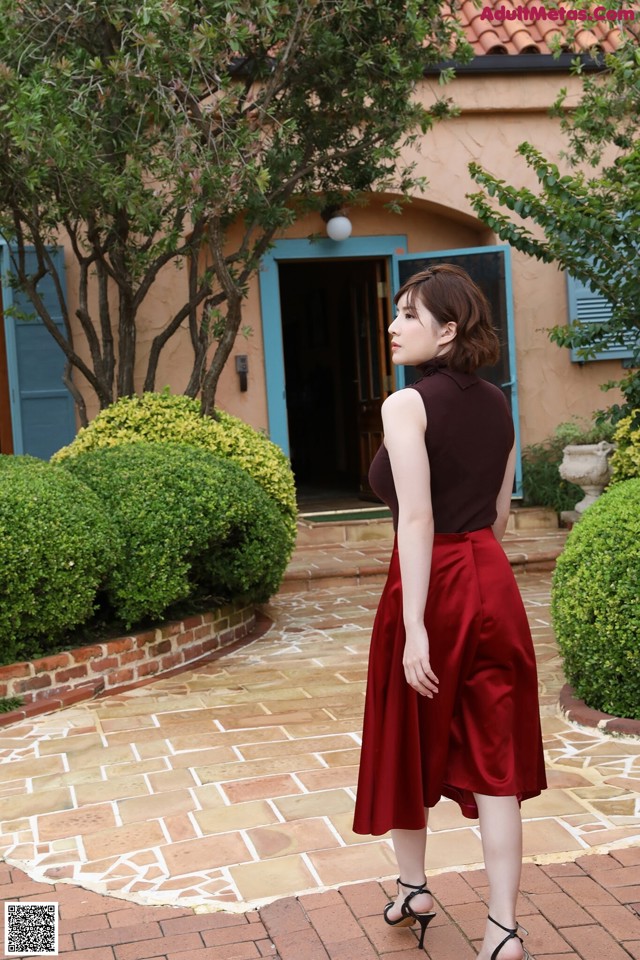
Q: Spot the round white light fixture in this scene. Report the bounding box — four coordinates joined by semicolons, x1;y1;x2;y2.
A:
325;214;352;242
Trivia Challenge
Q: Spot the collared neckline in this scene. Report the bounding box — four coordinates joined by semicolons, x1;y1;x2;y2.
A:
415;358;478;391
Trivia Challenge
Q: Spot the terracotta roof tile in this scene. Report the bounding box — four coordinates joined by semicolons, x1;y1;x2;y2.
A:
500;16;543;51
478;29;509;53
574;24;611;50
458;0;637;56
542;27;568;50
607;24;626;45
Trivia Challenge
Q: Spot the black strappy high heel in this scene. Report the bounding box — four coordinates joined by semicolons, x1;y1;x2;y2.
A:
488;915;531;960
383;877;437;950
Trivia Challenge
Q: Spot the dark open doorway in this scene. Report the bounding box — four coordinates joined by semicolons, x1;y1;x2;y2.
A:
0;287;13;454
278;257;394;508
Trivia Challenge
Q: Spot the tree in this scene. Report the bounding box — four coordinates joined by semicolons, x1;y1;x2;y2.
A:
467;37;640;424
0;0;469;423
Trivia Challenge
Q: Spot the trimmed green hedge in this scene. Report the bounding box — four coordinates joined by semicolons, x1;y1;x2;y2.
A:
0;455;113;662
62;442;293;626
551;478;640;719
52;393;297;537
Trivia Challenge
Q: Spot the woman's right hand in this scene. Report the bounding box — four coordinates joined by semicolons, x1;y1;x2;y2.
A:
403;623;439;698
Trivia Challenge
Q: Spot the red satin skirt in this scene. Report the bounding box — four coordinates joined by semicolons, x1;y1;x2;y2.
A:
352;527;547;834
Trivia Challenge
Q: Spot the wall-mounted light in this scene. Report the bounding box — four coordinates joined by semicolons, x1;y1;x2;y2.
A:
235;354;248;392
321;206;352;242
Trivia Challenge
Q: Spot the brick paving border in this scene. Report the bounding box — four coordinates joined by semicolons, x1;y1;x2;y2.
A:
0;603;255;704
0;609;268;730
560;685;640;738
2;849;640;959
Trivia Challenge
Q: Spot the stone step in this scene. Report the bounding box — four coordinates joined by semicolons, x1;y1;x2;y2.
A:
507;505;559;530
295;505;558;548
282;524;568;593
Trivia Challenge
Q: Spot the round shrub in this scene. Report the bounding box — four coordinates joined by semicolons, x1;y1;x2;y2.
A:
52;392;297;534
610;411;640;483
62;442;293;626
0;455;113;663
551;478;640;719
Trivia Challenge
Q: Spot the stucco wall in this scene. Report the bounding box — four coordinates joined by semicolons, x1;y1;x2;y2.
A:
64;67;623;448
406;71;624;445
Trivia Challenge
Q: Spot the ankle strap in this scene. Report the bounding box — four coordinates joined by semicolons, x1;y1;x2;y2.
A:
397;877;428;891
488;914;516;935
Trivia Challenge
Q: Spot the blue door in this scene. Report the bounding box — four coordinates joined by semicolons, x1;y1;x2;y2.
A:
1;243;77;459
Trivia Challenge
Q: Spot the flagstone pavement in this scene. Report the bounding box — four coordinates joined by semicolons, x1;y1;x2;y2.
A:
1;531;640;958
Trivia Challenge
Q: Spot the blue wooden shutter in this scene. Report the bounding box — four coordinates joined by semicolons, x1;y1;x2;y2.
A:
566;274;637;362
1;244;76;459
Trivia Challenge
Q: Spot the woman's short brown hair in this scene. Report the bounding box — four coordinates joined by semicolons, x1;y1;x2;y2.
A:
394;264;501;373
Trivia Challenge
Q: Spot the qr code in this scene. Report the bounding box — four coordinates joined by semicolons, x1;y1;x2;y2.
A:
4;902;59;956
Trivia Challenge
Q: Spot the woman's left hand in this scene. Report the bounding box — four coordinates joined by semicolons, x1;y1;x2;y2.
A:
403;624;439;697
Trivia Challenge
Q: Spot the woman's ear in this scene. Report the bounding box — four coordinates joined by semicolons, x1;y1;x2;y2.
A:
439;321;457;345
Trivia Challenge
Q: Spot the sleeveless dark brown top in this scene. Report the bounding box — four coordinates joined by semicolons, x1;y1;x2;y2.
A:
368;359;514;534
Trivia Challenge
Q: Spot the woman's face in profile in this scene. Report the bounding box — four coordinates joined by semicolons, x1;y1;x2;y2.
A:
388;293;454;367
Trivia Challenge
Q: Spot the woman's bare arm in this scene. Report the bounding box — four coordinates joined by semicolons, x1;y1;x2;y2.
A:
493;441;516;542
382;389;439;698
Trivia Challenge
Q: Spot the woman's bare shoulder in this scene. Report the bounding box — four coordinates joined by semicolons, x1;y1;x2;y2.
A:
383;387;425;412
382;388;426;429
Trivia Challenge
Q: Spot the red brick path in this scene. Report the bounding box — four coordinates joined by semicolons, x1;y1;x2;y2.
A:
2;849;640;959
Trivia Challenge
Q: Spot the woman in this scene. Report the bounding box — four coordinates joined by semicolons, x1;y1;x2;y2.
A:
352;265;546;960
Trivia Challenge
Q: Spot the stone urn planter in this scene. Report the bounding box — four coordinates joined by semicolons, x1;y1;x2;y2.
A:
559;441;615;514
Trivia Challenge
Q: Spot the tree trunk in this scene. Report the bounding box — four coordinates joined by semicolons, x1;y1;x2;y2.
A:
200;294;243;415
62;362;88;428
116;291;136;399
95;257;115;398
199;217;245;415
